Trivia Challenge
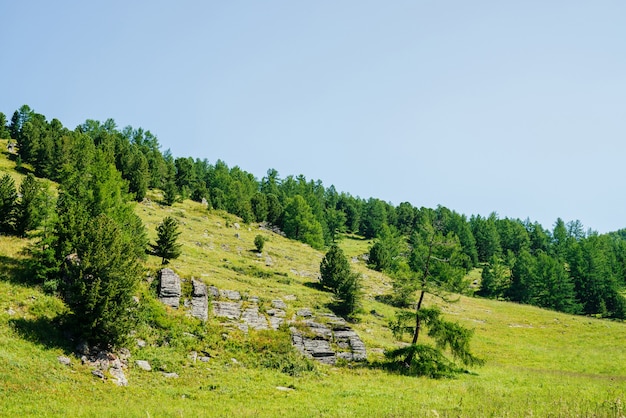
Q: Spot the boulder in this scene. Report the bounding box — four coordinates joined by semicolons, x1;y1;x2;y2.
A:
191;279;208;321
241;305;268;330
213;301;242;320
220;289;241;301
158;268;181;308
135;360;152;371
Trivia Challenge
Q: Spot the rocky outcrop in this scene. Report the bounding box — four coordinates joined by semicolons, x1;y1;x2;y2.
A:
290;313;367;365
158;268;181;308
191;279;208;321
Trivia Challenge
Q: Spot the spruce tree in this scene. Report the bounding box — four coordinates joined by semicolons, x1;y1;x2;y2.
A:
320;244;362;318
0;173;17;234
150;216;182;264
15;173;44;236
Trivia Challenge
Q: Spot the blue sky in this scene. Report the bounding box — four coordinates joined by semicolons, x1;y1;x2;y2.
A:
2;1;625;233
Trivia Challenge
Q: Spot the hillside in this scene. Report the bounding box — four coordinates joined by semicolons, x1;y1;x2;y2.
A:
2;141;626;417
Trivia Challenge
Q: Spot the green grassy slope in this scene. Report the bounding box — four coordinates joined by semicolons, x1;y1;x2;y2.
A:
1;140;626;417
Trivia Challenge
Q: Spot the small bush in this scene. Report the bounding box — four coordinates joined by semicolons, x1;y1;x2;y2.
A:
254;235;266;253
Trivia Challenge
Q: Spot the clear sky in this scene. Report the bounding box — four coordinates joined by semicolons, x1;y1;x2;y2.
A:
2;1;625;233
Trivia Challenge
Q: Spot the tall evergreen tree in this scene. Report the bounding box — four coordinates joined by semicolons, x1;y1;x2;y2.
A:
150;216;182;264
15;173;45;236
0;174;17;233
320;244;362;318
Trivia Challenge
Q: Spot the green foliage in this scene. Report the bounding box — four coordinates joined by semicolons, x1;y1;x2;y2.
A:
282;195;324;249
244;327;316;376
150;216;183;264
15;173;46;236
0;173;17;233
478;255;509;298
254;234;266;253
320;244;362;317
387;306;484;377
368;225;404;272
163;178;179;206
61;214;142;347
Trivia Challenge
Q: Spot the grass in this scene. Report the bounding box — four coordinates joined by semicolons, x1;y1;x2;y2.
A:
2;146;626;416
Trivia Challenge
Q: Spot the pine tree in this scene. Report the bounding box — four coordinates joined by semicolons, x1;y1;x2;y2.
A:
320;244;362;318
0;174;17;234
150;216;182;264
15;173;45;236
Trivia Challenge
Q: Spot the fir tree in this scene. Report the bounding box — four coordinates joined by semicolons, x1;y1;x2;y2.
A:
0;173;17;234
150;216;182;264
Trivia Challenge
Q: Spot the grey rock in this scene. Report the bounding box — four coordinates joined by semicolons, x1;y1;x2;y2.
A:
92;369;105;379
283;294;297;301
57;356;71;366
233;223;240;230
162;372;179;378
276;386;294;392
135;360;152;371
199;356;211;363
241;305;268;330
266;308;286;317
269;316;284;330
158;268;181;308
191;279;208;321
220;289;241;301
213;301;242;320
137;339;146;348
208;286;220;298
109;365;128;386
296;308;313;317
271;299;287;310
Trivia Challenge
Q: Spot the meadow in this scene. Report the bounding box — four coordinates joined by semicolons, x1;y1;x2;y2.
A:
1;142;626;417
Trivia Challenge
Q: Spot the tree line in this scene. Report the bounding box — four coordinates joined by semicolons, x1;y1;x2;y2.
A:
1;104;625;349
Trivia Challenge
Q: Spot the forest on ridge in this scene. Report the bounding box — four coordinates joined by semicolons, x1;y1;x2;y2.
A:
2;103;626;326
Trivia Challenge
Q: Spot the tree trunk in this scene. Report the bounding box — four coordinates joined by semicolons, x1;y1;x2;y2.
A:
404;229;436;367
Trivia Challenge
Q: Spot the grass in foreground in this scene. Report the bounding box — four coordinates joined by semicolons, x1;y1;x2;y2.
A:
1;148;626;416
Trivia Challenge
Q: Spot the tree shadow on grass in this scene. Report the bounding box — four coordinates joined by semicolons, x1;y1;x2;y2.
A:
0;254;38;287
302;280;326;292
8;315;73;353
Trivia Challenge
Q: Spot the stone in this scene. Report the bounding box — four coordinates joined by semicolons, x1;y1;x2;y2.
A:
109;365;128;386
137;339;146;348
158;268;181;308
199;356;211;363
208;286;220;298
162;372;179;378
269;316;284;330
283;294;297;301
233;223;240;230
6;307;15;316
92;369;105;379
213;301;242;320
191;279;208;321
276;386;294;392
241;305;268;330
135;360;152;371
271;299;287;310
220;289;241;301
57;356;71;366
296;308;313;317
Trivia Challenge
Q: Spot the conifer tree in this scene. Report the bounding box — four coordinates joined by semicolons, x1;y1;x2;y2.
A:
15;173;45;236
320;244;362;318
0;173;17;234
387;215;483;377
150;216;182;264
